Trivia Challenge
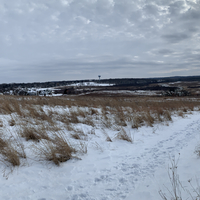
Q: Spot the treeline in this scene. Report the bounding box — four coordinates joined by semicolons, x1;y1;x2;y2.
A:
0;76;200;93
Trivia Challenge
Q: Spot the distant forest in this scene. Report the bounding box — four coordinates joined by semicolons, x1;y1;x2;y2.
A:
0;76;200;93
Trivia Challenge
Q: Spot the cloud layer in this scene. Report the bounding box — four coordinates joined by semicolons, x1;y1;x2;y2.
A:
0;0;199;83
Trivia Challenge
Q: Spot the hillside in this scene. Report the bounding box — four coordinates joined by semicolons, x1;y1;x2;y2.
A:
0;95;199;199
1;75;200;97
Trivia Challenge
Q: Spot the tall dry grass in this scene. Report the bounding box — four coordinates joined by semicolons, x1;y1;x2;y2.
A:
0;132;26;167
0;95;199;168
34;132;77;166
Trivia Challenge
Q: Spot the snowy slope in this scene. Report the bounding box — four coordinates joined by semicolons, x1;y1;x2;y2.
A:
0;113;200;200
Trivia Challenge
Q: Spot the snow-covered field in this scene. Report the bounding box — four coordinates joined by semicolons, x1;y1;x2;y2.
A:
67;82;114;87
96;90;161;96
0;96;200;200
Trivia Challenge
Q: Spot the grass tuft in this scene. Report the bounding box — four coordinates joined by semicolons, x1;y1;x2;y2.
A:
116;128;133;143
34;132;77;166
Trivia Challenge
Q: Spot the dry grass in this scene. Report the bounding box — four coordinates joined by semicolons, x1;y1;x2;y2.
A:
19;126;49;142
0;133;26;167
194;145;200;157
0;95;199;168
70;128;88;140
132;115;144;129
145;112;155;127
90;108;99;115
82;117;95;127
26;106;54;125
177;111;185;117
115;128;133;143
70;132;81;140
163;111;172;121
89;128;95;135
102;129;112;142
106;136;112;142
69;113;80;124
34;132;76;166
78;141;87;154
0;120;3;127
9;117;16;126
0;95;198;131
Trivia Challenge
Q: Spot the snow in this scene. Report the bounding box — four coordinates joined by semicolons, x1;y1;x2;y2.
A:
0;112;200;199
96;90;161;96
67;82;114;87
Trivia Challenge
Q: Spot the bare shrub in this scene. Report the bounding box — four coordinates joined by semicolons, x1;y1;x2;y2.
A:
115;128;133;143
159;156;200;200
159;157;183;200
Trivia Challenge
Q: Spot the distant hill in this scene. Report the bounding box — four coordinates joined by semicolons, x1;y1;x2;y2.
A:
0;76;200;93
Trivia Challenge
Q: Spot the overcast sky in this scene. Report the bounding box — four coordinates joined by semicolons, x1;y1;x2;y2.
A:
0;0;199;83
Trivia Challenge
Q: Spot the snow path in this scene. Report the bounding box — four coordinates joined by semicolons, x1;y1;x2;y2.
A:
0;113;200;200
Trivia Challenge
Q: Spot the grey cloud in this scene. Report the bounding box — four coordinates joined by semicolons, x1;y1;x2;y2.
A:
143;4;159;17
157;49;174;55
181;8;200;21
0;0;200;83
168;1;185;15
162;33;190;43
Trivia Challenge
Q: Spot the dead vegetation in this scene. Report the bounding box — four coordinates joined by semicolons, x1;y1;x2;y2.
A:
115;128;133;143
0;120;3;127
159;156;200;200
0;133;26;167
18;126;49;142
0;95;199;168
194;145;200;157
34;132;77;166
